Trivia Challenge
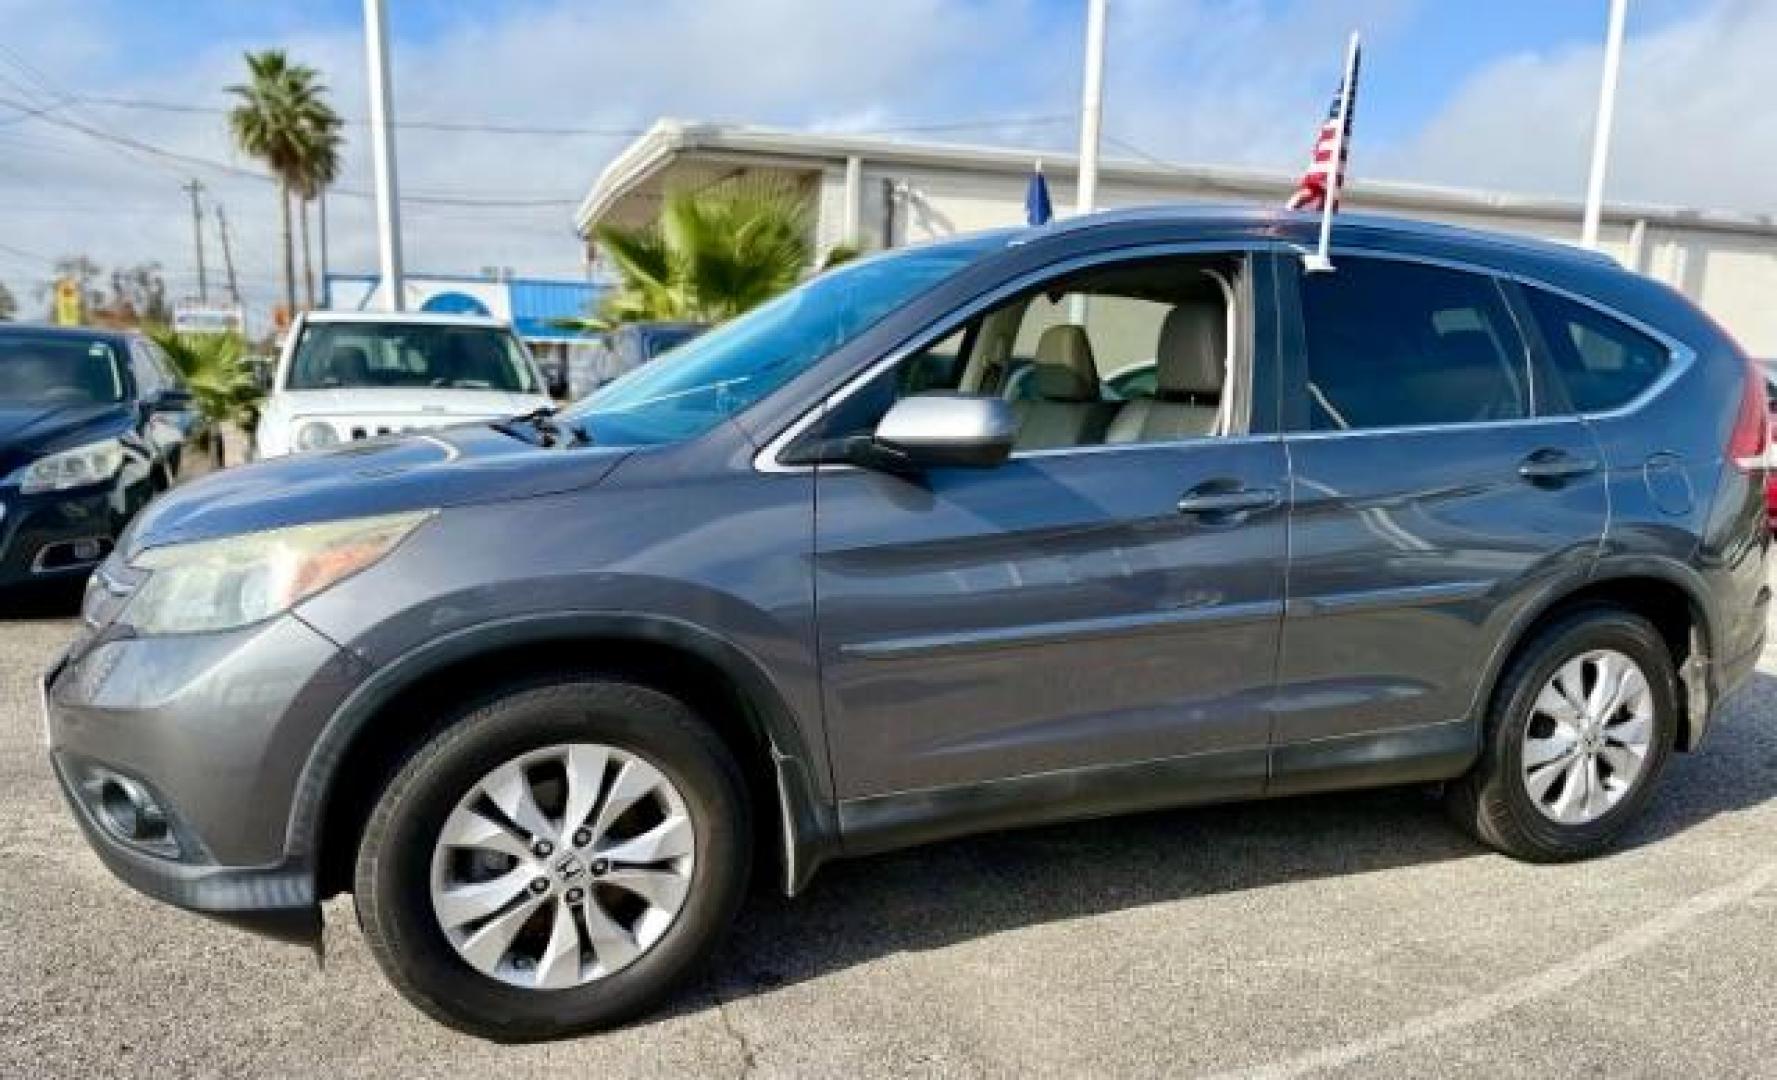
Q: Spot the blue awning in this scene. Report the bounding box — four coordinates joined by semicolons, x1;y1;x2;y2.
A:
509;279;607;341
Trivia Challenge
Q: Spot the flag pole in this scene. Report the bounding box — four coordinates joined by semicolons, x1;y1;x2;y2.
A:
1304;31;1361;274
1075;0;1107;216
1581;0;1627;250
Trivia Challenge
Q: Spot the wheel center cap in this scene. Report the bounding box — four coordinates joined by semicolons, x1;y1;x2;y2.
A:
551;852;588;885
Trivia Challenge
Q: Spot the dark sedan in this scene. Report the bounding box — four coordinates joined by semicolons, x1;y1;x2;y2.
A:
0;324;211;590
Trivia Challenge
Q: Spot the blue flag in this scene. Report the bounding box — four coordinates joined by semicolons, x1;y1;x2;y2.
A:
1024;164;1053;226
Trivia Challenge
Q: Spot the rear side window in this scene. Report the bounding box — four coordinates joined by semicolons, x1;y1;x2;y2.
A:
1297;258;1529;431
1522;287;1671;413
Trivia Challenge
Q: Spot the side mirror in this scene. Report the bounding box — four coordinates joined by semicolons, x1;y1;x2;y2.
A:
865;392;1016;470
149;387;194;414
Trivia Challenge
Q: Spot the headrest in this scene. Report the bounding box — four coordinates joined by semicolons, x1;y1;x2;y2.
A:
1032;324;1099;402
329;345;370;382
1155;301;1226;397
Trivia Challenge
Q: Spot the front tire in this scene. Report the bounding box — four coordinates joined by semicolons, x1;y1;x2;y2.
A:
1447;609;1678;862
353;678;751;1040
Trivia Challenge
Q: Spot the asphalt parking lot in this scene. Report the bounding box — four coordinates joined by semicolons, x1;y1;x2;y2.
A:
3;595;1776;1078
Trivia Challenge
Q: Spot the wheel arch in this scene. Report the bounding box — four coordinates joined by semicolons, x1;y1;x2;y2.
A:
1475;560;1713;751
293;613;839;903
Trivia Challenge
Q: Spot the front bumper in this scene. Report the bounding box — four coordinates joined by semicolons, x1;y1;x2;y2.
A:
51;750;322;944
0;483;132;587
44;613;367;946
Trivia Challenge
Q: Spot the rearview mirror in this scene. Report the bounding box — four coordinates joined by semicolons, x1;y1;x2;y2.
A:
865;393;1016;470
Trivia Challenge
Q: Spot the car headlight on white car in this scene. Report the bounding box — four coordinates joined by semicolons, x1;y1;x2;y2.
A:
296;421;342;452
16;437;125;494
122;510;432;635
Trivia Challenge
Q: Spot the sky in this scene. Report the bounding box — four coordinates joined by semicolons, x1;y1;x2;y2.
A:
0;0;1768;331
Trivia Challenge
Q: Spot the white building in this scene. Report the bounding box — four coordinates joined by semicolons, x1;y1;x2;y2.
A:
576;120;1777;355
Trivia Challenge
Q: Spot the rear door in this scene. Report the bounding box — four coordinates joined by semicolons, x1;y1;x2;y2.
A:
1272;253;1608;790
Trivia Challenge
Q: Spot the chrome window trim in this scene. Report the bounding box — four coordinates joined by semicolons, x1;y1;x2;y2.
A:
1283;244;1698;435
753;240;1279;475
1283;414;1585;444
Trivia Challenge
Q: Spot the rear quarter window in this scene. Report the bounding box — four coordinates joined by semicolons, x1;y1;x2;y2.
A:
1523;287;1671;413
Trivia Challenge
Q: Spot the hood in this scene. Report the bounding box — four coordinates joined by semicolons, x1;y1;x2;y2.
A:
0;400;131;475
124;423;630;556
279;388;550;419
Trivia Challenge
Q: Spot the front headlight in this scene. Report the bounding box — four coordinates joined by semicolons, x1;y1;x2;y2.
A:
122;510;432;635
17;438;125;494
296;421;341;451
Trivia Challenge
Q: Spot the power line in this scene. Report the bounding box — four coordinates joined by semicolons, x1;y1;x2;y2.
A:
0;97;581;206
0;238;58;265
71;95;1075;140
0;45;189;182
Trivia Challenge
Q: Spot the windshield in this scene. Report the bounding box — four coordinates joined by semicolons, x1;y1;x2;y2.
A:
287;322;539;393
0;335;125;404
560;234;1004;445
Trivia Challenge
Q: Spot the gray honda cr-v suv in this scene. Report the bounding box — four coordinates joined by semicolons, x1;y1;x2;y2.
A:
45;208;1769;1038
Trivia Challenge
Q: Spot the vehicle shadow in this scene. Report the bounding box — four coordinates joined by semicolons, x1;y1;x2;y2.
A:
0;580;83;620
686;672;1777;1014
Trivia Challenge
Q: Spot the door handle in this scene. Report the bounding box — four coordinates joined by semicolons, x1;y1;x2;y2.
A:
1517;450;1599;483
1176;487;1281;516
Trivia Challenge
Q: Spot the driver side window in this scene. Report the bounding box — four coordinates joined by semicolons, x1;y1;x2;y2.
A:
817;253;1249;455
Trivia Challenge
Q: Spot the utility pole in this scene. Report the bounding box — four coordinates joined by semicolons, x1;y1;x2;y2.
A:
182;178;208;304
1581;0;1628;249
318;187;331;308
1075;0;1108;217
363;0;405;311
215;204;242;307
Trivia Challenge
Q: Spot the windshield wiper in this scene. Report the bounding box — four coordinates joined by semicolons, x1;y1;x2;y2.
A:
492;406;581;447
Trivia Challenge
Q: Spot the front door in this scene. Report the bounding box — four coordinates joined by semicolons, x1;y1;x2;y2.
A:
805;249;1288;812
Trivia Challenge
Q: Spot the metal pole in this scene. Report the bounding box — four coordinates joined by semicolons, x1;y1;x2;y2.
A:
1304;32;1361;274
842;155;862;246
1581;0;1628;250
215;204;242;306
318;187;331;308
182;178;208;304
1075;0;1107;216
363;0;405;310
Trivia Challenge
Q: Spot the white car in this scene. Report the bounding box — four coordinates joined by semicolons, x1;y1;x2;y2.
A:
254;311;554;458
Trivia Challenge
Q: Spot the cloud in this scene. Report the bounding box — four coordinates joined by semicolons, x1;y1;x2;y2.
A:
2;0;1771;333
1384;0;1777;211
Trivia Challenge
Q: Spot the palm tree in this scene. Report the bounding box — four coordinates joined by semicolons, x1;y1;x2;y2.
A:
227;50;340;317
294;121;342;310
149;329;264;466
594;181;812;325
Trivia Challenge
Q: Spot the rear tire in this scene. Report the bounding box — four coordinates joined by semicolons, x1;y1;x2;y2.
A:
1446;609;1677;862
353;678;751;1040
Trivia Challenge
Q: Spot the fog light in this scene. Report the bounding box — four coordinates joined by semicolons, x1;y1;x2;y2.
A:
31;536;112;573
92;772;175;854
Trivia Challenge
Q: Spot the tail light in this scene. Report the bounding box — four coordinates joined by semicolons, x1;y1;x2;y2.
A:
1728;357;1769;471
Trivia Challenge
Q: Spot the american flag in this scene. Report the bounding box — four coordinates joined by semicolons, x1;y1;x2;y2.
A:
1287;46;1361;212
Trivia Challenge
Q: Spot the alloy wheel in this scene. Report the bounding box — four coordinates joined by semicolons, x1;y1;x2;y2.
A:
428;743;696;990
1520;649;1655;825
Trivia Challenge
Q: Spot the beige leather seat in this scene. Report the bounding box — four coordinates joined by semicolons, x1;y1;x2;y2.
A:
1012;325;1116;450
1106;300;1224;443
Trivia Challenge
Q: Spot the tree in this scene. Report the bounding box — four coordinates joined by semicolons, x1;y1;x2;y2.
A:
294;119;342;311
0;281;15;321
99;262;170;326
228;50;340;317
39;255;103;319
593;181;812;325
149;329;264;464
